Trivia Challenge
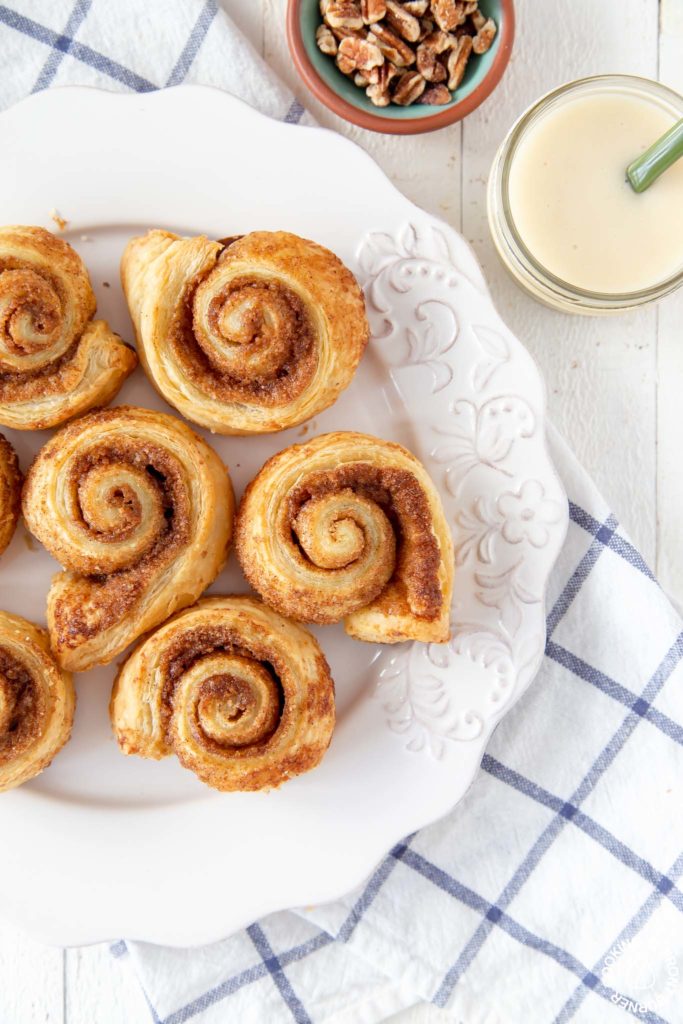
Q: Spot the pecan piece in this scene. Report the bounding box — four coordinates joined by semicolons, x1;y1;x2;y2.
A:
392;69;426;104
330;24;366;40
422;28;453;52
357;63;385;85
446;33;472;90
365;60;399;103
416;39;448;81
337;34;385;72
325;1;364;31
431;0;466;31
421;84;452;104
404;0;428;13
418;17;435;40
367;22;415;66
470;8;486;30
316;23;338;55
360;0;386;23
472;16;497;53
366;82;391;106
384;0;421;42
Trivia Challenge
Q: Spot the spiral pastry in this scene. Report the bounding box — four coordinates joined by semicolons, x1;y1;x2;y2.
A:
111;596;335;791
0;611;75;792
121;229;369;434
22;406;234;673
0;434;21;558
0;226;137;430
236;432;454;644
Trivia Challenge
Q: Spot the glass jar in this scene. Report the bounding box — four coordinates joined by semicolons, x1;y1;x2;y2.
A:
487;75;683;315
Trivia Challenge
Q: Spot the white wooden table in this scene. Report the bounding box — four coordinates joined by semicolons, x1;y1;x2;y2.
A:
1;1;682;1021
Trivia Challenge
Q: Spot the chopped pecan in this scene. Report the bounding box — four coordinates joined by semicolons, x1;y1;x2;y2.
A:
336;51;355;74
446;33;472;90
392;69;426;104
330;24;366;40
367;22;415;65
416;39;448;81
384;0;421;42
366;82;391;106
337;34;385;72
325;1;364;31
365;59;400;103
316;23;338;55
360;0;386;23
422;28;453;52
421;84;452;104
431;0;466;31
472;16;497;53
316;0;496;108
357;64;384;84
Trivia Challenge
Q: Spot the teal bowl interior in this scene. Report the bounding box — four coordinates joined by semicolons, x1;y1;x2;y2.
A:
299;0;505;119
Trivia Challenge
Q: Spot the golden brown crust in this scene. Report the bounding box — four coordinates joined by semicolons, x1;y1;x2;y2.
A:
0;610;75;792
120;229;369;434
0;433;21;558
110;595;335;792
235;431;454;644
22;406;235;672
0;226;137;429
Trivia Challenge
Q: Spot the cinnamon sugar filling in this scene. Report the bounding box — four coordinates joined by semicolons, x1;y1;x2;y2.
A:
0;649;46;764
170;274;318;407
160;626;285;756
285;464;443;620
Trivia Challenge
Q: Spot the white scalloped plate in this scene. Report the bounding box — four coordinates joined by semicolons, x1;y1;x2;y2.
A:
0;86;567;947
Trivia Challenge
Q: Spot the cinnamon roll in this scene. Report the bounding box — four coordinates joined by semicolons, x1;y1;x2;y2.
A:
22;406;234;673
121;229;369;434
0;611;75;792
0;226;137;429
236;432;454;644
111;596;335;792
0;433;21;558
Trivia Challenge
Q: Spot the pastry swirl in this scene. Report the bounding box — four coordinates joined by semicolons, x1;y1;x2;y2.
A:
22;406;234;672
111;596;335;791
0;226;137;429
236;432;454;643
121;229;369;434
0;611;75;792
0;433;21;558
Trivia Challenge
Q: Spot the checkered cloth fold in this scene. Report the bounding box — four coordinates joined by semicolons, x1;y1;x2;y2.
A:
2;3;682;1022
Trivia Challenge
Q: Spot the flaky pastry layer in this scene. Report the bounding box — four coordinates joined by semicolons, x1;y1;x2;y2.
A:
0;610;75;792
111;595;335;792
0;433;21;558
121;229;368;434
0;226;136;429
22;406;234;672
236;431;454;644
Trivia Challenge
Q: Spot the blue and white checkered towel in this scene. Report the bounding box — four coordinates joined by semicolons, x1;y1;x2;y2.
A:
3;3;683;1022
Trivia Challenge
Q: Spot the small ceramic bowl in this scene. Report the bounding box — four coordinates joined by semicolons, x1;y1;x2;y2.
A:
286;0;515;135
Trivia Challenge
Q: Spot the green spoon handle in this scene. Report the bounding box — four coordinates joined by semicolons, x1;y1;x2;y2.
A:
627;117;683;193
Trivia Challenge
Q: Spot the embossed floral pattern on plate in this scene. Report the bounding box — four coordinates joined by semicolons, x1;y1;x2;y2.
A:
358;221;568;760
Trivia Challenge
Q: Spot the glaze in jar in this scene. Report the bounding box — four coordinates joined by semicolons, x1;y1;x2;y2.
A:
487;75;683;314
